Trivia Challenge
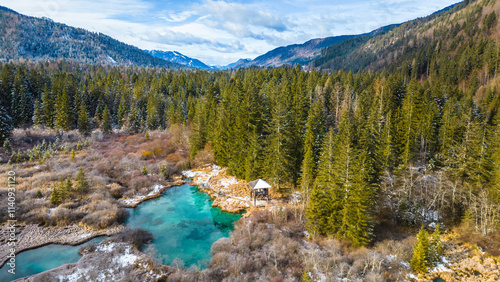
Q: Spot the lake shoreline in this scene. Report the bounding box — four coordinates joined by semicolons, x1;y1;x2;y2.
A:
118;178;186;208
0;178;189;270
0;224;124;269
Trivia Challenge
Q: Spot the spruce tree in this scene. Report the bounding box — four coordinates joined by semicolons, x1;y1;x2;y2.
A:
33;99;43;126
300;99;324;195
78;101;91;136
189;99;207;158
127;106;141;133
265;79;292;189
306;128;336;236
411;226;430;273
75;167;89;199
41;84;55;127
50;186;61;205
101;106;112;134
0;106;13;145
429;224;444;267
56;88;72;131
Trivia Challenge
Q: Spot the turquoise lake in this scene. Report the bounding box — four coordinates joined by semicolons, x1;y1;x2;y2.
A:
0;183;241;281
0;236;105;281
126;184;242;267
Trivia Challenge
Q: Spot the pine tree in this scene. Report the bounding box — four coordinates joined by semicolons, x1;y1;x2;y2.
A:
33;99;43;126
70;149;75;160
78;101;91;136
75;167;89;199
118;94;128;127
306;128;337;236
265;79;292;189
244;128;262;182
127;106;141;133
56;88;72;131
3;138;11;153
146;94;159;130
101;106;112;134
411;226;430;273
429;224;444;267
0;106;13;145
142;165;148;175
51;185;62;205
41;84;55;127
189;99;207;158
301;271;311;282
300;99;324;195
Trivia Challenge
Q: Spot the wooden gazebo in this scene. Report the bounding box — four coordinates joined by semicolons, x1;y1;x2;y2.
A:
248;179;271;206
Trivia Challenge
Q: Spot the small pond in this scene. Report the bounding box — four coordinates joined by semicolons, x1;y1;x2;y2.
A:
0;236;105;281
125;184;242;268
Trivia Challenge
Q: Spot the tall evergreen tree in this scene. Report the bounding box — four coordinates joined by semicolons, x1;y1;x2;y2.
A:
0;106;13;145
265;79;292;189
307;128;337;236
33;99;43;126
78;101;91;136
101;105;112;134
56;88;72;130
300;99;325;196
75;167;89;200
411;226;430;273
189;98;207;158
41;84;55;127
127;105;141;133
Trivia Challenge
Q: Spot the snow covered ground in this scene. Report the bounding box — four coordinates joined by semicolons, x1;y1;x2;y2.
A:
119;184;164;206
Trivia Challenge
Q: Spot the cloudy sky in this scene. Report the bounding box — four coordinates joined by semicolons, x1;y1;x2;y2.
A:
4;0;459;66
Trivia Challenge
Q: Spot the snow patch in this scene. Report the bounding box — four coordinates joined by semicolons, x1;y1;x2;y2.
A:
219;177;237;188
106;55;117;64
79;233;91;239
407;273;418;280
96;242;116;253
113;247;138;267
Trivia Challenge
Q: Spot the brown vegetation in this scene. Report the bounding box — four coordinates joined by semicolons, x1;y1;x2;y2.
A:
0;127;190;230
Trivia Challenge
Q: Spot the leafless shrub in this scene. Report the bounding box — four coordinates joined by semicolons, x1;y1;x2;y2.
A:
115;228;154;249
129;175;153;190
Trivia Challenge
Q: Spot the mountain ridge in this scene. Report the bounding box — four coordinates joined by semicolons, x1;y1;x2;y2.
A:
146;50;215;70
0;6;184;69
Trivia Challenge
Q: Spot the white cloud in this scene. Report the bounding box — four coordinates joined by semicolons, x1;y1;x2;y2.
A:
2;0;460;66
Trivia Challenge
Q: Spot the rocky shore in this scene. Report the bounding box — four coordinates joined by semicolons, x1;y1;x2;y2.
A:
0;224;125;268
183;165;257;213
15;240;172;281
118;179;186;208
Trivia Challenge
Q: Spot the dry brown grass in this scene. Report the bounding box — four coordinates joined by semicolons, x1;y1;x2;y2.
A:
0;128;190;229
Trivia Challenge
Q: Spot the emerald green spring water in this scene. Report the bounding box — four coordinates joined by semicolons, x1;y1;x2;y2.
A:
0;236;105;281
0;184;241;281
125;184;242;268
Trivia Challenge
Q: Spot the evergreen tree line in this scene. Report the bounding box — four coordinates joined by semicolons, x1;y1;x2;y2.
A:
1;42;500;245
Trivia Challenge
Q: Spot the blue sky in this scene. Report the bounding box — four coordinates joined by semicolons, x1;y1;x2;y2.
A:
4;0;459;66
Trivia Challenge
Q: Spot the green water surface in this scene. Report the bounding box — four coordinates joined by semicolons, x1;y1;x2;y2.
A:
0;236;105;281
125;184;242;268
0;184;241;281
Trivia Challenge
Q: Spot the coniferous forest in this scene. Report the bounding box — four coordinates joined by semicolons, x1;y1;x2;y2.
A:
2;0;500;280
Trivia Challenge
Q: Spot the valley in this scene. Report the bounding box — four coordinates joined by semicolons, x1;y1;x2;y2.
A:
1;0;500;281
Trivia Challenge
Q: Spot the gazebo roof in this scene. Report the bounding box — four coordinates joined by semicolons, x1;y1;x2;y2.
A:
248;179;271;190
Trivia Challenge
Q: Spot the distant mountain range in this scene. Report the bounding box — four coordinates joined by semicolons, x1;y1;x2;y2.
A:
0;6;183;68
0;2;469;73
146;50;215;70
